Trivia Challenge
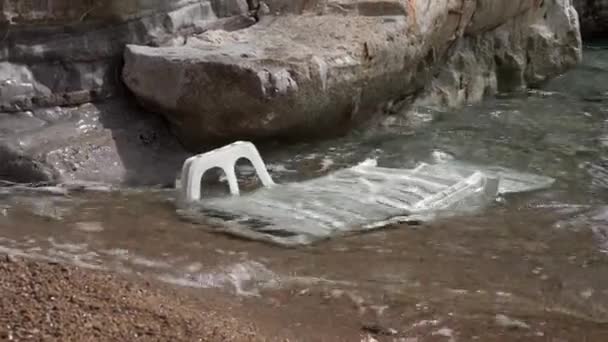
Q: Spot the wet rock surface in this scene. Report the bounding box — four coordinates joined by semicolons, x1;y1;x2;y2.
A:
123;0;582;149
0;99;188;185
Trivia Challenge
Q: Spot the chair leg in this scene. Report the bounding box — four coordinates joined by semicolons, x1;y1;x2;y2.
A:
180;141;275;201
186;167;204;201
225;167;240;196
241;143;275;187
180;156;197;198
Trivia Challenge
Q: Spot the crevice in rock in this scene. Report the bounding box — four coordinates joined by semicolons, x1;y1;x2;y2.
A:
494;55;524;93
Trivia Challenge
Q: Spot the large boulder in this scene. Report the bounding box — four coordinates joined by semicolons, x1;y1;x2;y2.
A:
573;0;608;37
123;0;582;150
124;11;435;147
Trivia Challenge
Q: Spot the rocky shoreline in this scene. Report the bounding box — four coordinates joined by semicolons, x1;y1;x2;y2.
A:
0;0;589;185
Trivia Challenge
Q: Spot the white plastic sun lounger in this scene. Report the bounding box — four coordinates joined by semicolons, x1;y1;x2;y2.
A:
177;141;555;246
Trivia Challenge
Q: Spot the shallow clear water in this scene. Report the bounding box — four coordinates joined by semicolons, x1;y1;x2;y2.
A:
1;45;608;340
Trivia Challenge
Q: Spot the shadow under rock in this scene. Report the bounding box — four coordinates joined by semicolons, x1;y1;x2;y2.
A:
88;98;191;187
0;98;190;187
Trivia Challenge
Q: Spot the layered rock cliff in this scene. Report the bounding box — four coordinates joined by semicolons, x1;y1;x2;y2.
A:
0;0;583;184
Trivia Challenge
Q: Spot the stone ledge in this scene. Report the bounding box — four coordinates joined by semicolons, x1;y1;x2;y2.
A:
123;13;427;148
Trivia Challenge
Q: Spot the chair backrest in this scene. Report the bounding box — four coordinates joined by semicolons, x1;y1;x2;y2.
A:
180;141;275;201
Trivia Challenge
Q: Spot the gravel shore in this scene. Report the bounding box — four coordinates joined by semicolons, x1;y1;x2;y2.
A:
0;255;262;341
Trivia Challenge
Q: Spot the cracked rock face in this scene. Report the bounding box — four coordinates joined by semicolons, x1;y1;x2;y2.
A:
123;0;582;150
573;0;608;37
